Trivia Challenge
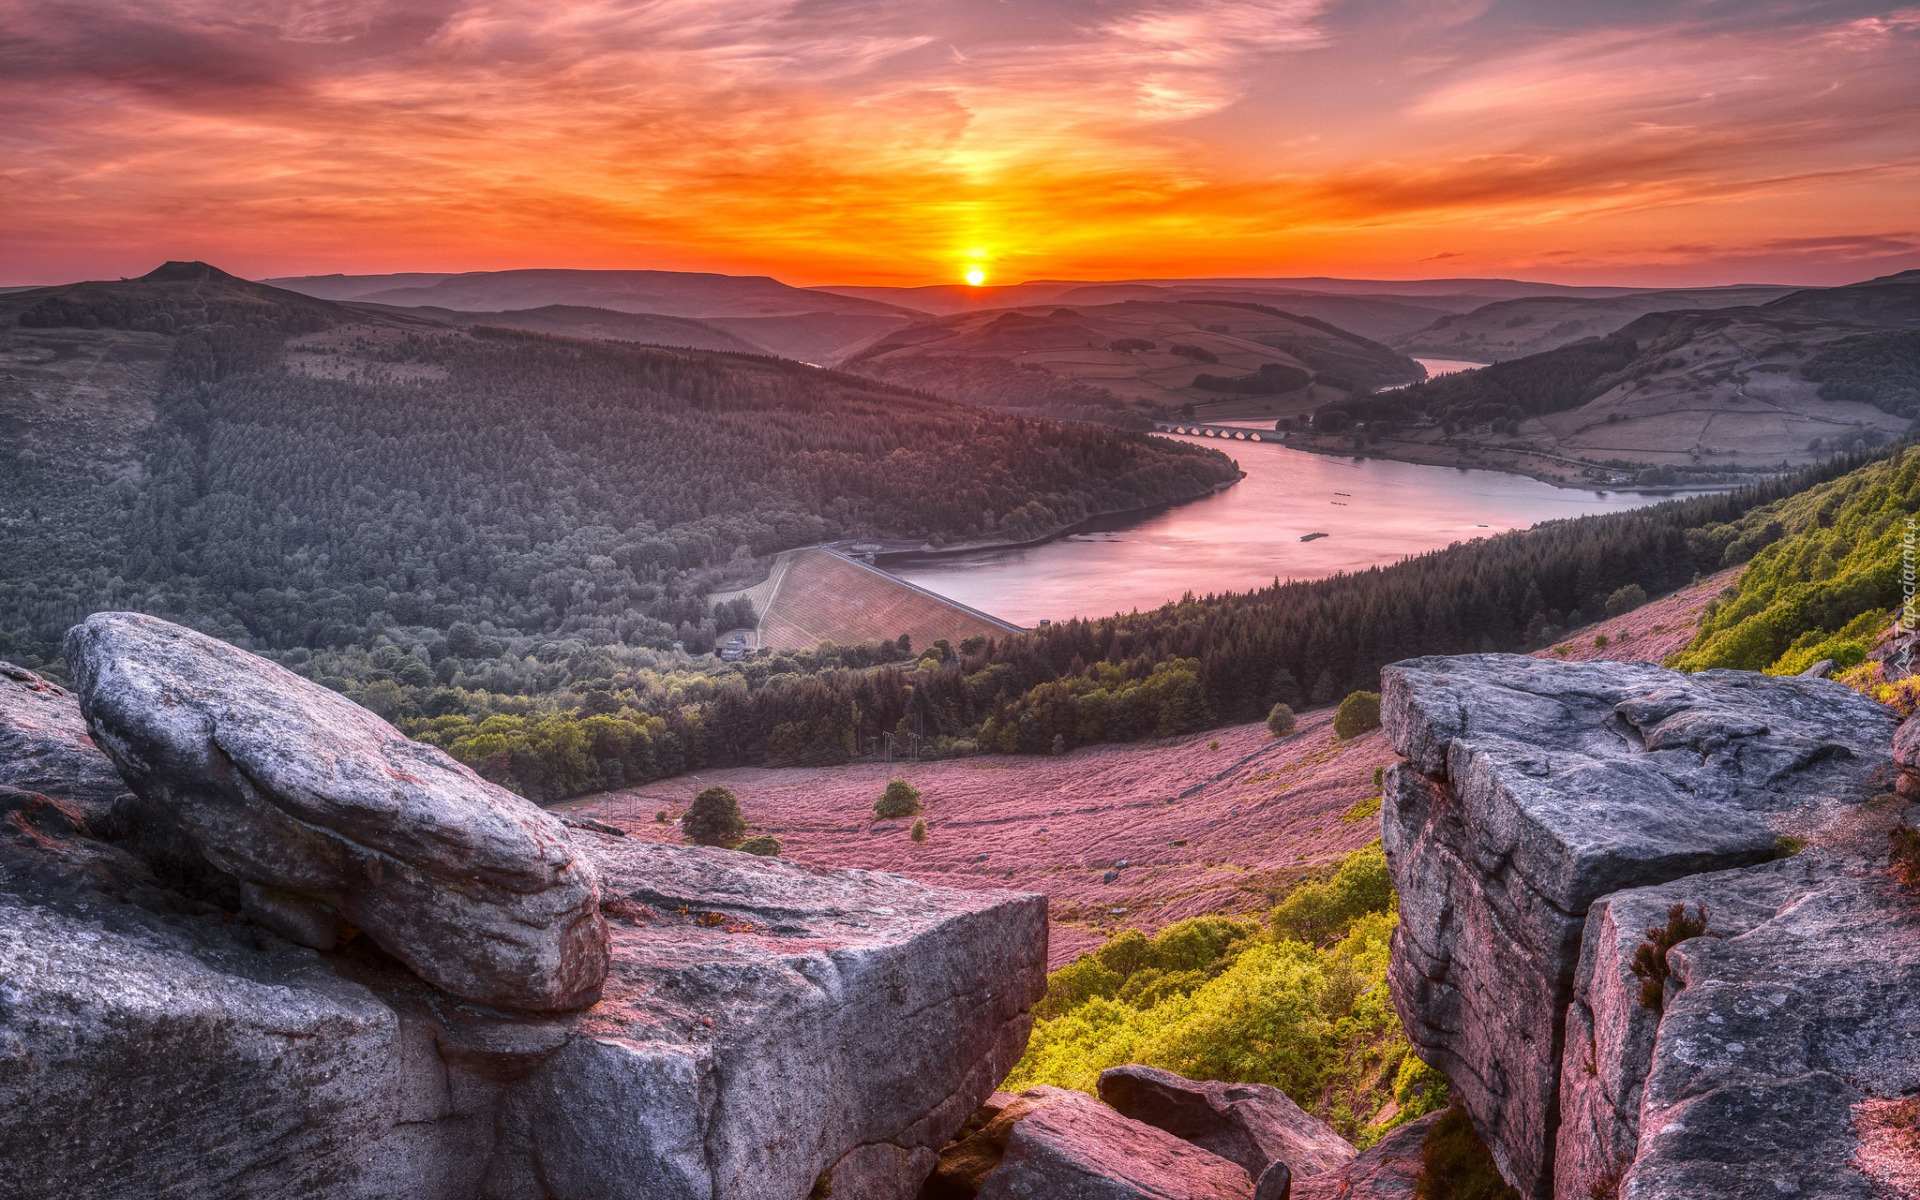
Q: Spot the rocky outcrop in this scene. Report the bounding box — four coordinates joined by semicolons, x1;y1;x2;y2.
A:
65;612;609;1012
0;660;127;818
1289;1113;1440;1200
1097;1064;1355;1181
4;616;1049;1199
1380;653;1906;1199
1;792;1047;1199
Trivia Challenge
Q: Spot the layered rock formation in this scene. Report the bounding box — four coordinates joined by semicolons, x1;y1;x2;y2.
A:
2;617;1048;1200
1380;653;1912;1198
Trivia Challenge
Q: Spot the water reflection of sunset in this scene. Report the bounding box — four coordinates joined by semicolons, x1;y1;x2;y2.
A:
4;1;1917;285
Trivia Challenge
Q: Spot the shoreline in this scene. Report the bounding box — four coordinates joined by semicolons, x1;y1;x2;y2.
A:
1267;432;1759;494
862;473;1246;565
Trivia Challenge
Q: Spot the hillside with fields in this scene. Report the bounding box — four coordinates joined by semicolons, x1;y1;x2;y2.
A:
1391;284;1794;360
1298;272;1920;483
837;298;1423;423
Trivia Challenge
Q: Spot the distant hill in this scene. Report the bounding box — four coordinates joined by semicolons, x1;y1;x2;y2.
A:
815;275;1652;313
269;267;920;363
0;263;1237;669
348;301;766;355
1307;272;1920;481
1393;285;1797;361
837;298;1423;423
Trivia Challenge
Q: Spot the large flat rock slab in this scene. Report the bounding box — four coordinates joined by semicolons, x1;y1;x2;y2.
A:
1379;654;1895;1197
65;612;608;1012
513;833;1049;1200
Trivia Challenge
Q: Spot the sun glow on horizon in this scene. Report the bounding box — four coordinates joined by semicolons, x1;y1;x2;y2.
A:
964;265;987;286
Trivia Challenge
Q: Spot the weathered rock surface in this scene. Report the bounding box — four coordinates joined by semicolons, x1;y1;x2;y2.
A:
1097;1064;1355;1180
1557;818;1920;1200
963;1086;1257;1200
0;660;128;818
1380;653;1905;1199
1;774;1048;1199
1289;1113;1440;1200
64;612;609;1012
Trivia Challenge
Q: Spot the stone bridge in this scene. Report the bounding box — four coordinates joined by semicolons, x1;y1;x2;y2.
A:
1152;422;1281;442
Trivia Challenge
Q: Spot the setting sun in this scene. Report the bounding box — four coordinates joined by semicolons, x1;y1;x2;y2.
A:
964;266;987;287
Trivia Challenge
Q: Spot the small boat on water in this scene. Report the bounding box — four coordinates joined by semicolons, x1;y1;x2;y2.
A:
1300;531;1329;542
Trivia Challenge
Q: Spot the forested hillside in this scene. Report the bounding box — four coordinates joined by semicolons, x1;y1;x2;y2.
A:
0;264;1238;668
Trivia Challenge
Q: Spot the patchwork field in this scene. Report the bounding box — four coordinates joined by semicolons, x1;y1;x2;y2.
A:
725;548;1021;653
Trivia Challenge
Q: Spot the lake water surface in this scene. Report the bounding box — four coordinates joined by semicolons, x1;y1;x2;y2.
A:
890;434;1701;626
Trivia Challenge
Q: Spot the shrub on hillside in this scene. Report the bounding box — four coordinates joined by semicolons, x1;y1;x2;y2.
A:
737;834;782;857
684;785;747;847
910;818;927;842
1603;583;1647;617
874;779;923;818
1334;691;1382;740
1267;703;1297;736
1271;843;1393;945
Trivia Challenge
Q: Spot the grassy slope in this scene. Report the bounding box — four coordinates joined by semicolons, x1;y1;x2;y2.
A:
1673;447;1919;676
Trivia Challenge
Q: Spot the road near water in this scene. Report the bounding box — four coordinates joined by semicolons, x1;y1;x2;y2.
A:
891;362;1702;625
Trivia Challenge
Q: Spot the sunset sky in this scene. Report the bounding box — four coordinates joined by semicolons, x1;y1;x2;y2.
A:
4;0;1918;287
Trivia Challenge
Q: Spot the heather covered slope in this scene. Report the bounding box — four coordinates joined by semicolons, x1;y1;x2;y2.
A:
561;709;1388;968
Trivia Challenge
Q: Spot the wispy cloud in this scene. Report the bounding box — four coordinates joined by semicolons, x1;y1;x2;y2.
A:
0;0;1916;285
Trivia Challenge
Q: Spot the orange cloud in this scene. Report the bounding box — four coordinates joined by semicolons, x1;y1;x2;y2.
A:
1;0;1916;286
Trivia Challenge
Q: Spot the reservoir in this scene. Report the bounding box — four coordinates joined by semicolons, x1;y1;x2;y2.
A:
888;436;1704;626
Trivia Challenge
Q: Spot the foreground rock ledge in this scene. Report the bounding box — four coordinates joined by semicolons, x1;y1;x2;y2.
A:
65;612;608;1012
0;772;1047;1199
1379;653;1901;1199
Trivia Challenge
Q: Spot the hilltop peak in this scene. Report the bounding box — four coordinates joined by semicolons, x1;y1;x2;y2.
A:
139;261;244;284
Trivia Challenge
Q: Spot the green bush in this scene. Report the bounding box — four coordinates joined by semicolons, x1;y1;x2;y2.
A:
1334;691;1382;740
910;818;927;842
1267;703;1297;736
874;779;923;819
684;785;747;847
736;834;782;857
1271;843;1394;945
1603;583;1647;618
